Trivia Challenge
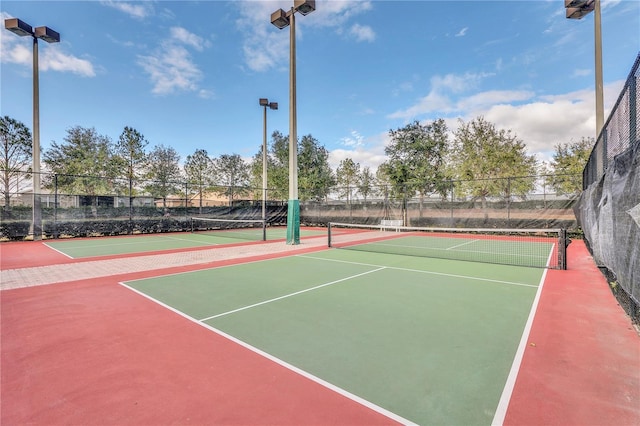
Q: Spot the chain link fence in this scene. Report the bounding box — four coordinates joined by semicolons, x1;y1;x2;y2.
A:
1;170;579;240
576;52;640;323
301;175;579;230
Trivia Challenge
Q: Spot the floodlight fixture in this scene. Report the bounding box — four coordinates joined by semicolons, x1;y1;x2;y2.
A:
271;9;290;29
294;0;316;16
4;18;32;36
565;0;595;19
34;26;60;43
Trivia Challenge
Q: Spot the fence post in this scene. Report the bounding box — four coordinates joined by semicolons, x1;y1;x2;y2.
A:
507;177;511;226
54;174;58;239
449;179;454;228
129;176;133;235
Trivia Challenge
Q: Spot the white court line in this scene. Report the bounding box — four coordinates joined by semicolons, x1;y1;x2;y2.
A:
366;241;550;260
42;242;75;259
446;239;479;250
118;280;416;425
297;255;538;288
43;235;218;259
199;267;386;321
490;246;555;425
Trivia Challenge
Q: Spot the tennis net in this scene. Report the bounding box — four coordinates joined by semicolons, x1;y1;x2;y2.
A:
191;217;267;241
328;222;568;269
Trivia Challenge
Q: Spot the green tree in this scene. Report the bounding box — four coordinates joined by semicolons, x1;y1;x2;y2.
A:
43;126;119;208
250;130;289;201
269;131;290;201
357;166;377;203
335;158;360;203
212;153;250;206
297;134;334;202
376;164;400;220
380;119;449;216
451;116;538;219
184;149;213;212
0;116;32;210
145;144;182;209
115;126;149;196
548;137;593;195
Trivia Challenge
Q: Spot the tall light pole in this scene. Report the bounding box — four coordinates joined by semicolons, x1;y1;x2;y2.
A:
565;0;605;138
259;98;278;222
4;18;60;241
270;0;316;245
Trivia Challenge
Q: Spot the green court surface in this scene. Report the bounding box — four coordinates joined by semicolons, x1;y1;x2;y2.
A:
122;248;545;425
44;228;325;258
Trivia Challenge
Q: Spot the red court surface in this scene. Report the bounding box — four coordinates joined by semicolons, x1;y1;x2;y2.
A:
1;239;639;425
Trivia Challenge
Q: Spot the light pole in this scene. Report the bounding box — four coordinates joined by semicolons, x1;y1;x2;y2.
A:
259;98;278;223
270;0;316;245
565;0;604;138
4;18;60;241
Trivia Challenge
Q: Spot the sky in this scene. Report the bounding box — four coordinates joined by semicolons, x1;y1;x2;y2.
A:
1;0;639;172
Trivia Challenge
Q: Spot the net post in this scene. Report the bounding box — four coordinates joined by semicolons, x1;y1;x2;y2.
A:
262;219;267;241
559;228;568;270
328;222;332;248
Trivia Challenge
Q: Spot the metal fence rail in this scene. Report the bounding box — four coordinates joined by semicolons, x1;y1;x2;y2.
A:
583;53;639;189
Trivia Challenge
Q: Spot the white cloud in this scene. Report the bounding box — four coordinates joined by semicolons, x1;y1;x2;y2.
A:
138;45;202;95
388;71;494;120
340;130;365;148
572;68;591;78
170;27;210;51
455;27;468;37
388;91;455;120
349;24;375;42
100;0;152;19
137;26;211;95
456;90;535;111
0;12;95;77
235;0;375;72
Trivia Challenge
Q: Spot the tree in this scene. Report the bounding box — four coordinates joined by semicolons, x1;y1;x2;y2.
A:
115;126;149;196
183;149;213;212
269;131;290;201
451;116;538;219
145;144;182;209
335;158;360;203
548;137;593;195
380;119;449;216
0;116;32;211
43;126;119;206
297;134;334;202
375;164;398;220
357;166;377;203
212;154;250;206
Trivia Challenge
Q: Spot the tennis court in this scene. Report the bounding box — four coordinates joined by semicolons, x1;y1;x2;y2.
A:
2;224;640;425
121;236;548;425
43;225;326;258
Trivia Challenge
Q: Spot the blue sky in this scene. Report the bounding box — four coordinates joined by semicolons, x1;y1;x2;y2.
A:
1;0;639;172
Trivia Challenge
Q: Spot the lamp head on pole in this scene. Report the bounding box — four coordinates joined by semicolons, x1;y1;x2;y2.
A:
269;102;278;110
259;98;269;106
564;0;595;19
294;0;316;15
34;26;60;43
271;9;290;29
4;18;33;36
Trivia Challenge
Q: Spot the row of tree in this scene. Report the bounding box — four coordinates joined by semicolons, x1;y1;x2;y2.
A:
1;114;592;208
